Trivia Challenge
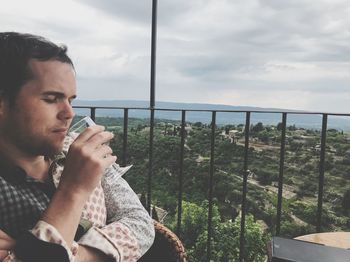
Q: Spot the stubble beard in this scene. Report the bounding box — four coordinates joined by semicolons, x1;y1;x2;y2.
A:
8;129;64;159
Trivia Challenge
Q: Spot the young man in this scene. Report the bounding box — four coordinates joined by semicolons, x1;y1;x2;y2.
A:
0;32;154;261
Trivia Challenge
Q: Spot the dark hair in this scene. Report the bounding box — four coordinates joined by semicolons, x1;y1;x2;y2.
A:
0;32;74;103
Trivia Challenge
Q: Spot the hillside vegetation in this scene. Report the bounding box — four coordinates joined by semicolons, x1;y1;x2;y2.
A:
90;116;350;261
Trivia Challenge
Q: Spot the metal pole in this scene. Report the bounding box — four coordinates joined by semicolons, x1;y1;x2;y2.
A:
276;113;287;235
150;0;158;109
148;109;155;214
177;110;186;236
90;107;96;122
122;109;129;166
147;0;158;215
239;112;250;262
317;114;328;232
206;111;216;262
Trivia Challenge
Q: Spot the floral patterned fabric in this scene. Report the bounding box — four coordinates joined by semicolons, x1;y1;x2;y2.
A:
3;136;154;261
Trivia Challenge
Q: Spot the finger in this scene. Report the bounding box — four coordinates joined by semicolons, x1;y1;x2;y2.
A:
0;250;8;260
87;131;114;148
74;125;105;143
102;155;117;167
0;239;15;249
95;144;113;158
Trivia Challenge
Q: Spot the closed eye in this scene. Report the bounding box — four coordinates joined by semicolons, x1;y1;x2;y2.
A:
41;91;76;104
43;97;59;103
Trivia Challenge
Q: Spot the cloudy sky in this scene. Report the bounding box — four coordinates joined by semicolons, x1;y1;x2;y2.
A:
1;0;350;113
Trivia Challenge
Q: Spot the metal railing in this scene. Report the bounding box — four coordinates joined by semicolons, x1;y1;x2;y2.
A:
74;105;350;262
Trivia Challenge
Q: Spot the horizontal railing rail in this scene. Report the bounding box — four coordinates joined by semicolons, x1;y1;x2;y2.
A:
73;105;350;116
73;105;350;262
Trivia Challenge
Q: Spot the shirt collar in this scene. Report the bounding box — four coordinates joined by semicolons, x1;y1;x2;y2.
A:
0;161;31;184
0;154;64;185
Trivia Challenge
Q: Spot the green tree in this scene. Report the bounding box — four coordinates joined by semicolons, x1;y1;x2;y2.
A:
252;122;264;133
176;201;268;262
255;170;276;185
257;130;270;143
175;201;220;251
191;215;268;262
342;188;350;214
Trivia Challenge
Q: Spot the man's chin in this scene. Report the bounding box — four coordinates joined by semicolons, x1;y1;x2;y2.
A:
43;144;64;158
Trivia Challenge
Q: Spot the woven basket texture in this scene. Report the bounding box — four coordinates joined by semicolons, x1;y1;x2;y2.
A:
138;220;188;262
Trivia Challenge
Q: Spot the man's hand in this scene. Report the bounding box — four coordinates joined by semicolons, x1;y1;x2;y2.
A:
75;245;113;262
0;229;15;261
59;125;117;198
41;125;117;247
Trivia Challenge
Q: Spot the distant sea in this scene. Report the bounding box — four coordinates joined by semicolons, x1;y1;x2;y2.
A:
72;100;350;131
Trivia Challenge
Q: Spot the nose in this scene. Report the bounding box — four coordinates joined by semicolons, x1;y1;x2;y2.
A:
58;101;75;121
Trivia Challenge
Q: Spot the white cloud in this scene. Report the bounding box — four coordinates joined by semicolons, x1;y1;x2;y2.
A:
1;0;350;113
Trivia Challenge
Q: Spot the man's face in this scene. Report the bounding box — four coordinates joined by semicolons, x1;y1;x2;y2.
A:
0;59;76;157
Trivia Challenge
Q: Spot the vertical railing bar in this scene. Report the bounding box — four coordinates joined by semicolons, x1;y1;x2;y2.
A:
276;113;287;235
317;114;328;232
122;109;129;166
206;111;216;262
177;110;186;236
239;112;251;262
90;107;96;122
148;0;157;216
150;0;158;109
147;109;155;214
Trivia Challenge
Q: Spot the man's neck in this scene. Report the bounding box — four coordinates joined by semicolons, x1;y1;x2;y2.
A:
0;140;50;182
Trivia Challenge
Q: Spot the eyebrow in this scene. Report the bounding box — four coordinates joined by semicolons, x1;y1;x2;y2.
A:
41;91;77;100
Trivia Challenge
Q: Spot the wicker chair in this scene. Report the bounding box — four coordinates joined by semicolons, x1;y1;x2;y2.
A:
138;220;188;262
